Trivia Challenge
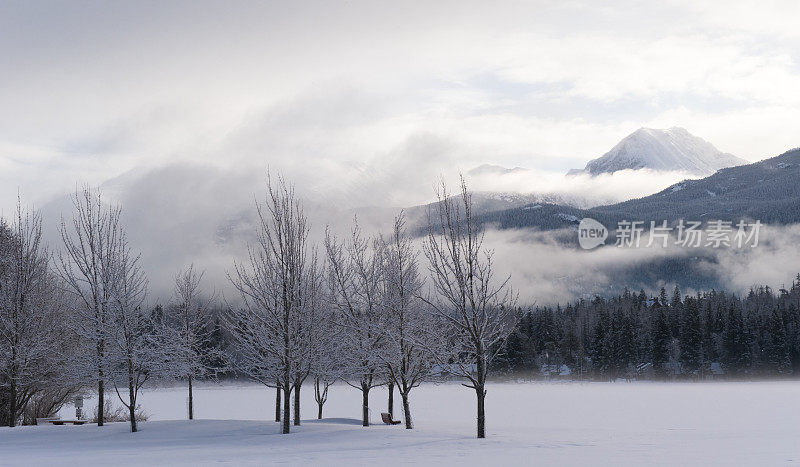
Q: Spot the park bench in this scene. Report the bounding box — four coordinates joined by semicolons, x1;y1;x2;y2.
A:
381;412;401;425
47;419;88;426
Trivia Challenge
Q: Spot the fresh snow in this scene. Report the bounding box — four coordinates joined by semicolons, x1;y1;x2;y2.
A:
2;381;799;466
580;128;747;176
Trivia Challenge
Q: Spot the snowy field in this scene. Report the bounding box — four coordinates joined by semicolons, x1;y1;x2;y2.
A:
1;381;799;466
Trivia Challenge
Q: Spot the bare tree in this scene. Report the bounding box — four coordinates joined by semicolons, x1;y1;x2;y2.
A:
310;299;344;420
290;252;323;426
422;177;519;438
378;213;437;429
324;220;385;427
227;174;316;434
57;187;123;427
223;301;284;419
168;265;220;420
0;200;68;427
107;233;152;433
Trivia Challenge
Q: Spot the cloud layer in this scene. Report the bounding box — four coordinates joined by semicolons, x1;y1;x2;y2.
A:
2;0;800;214
3;0;800;303
488;223;800;306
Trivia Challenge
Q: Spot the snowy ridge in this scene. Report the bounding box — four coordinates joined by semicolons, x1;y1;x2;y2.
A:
577;127;746;176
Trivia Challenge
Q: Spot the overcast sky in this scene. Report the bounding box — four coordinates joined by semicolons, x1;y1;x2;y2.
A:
2;0;800;213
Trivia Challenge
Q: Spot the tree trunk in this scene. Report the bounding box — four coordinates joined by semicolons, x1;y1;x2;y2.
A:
475;350;487;438
97;379;104;427
275;386;281;422
128;372;137;432
314;377;325;419
188;375;194;420
281;377;290;434
401;391;412;429
293;383;301;426
387;382;394;418
8;374;17;427
475;384;486;439
361;384;370;427
97;334;105;427
128;399;137;432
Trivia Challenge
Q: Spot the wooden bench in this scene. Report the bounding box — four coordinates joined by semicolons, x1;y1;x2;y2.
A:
48;419;88;426
381;412;401;425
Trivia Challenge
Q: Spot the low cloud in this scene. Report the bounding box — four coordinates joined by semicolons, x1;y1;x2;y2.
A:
468;167;695;208
37;164;800;307
484;224;800;306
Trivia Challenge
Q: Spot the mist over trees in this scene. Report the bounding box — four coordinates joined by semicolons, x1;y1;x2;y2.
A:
1;175;798;442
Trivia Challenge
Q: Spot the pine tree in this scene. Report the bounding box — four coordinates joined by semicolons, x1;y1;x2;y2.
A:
703;302;718;363
651;308;671;379
608;309;635;379
670;285;682;308
559;327;581;370
679;298;704;377
589;310;609;379
669;285;683;337
765;308;791;374
722;304;749;376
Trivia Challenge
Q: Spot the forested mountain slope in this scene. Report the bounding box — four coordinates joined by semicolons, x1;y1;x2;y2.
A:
483;148;800;231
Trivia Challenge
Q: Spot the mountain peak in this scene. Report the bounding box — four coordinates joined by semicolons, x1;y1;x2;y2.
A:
574;127;747;176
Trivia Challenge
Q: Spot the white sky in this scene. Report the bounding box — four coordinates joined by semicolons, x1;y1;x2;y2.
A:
2;0;800;213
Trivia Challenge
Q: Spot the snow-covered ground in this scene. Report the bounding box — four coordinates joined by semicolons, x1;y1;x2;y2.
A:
2;381;799;466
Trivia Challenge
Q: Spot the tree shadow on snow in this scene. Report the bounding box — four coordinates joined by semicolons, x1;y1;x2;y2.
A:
307;418;364;426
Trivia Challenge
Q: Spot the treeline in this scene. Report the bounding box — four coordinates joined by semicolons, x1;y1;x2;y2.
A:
495;280;800;380
1;177;516;440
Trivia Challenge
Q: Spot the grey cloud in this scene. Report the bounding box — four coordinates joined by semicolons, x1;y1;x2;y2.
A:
35;160;800;307
486;224;800;306
4;0;800;304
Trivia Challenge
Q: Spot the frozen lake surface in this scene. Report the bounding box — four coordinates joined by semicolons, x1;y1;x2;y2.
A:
1;381;798;465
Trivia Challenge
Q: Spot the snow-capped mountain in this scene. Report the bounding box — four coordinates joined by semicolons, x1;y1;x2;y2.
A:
482;147;800;232
572;127;747;176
